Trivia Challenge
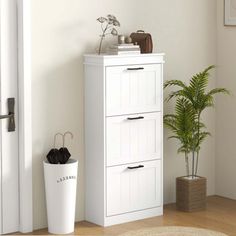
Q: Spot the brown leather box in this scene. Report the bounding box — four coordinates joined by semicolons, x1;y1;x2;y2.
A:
130;30;153;53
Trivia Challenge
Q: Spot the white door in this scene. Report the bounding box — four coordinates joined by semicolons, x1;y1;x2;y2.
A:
106;112;161;166
0;0;19;234
107;160;161;216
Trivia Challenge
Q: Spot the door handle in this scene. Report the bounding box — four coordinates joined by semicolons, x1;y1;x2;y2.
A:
128;165;144;170
127;116;144;120
0;98;15;132
127;67;144;71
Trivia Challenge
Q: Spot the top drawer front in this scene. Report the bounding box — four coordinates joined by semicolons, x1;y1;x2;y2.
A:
106;64;162;116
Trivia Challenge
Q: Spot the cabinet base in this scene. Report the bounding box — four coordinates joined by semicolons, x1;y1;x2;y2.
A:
86;207;163;227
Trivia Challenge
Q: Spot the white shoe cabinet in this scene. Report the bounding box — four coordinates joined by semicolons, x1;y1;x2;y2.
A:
84;53;165;226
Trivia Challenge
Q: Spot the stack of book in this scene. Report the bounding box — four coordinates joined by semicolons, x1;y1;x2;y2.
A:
107;44;140;55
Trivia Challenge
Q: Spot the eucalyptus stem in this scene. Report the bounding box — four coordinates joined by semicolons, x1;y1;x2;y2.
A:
98;35;105;55
98;23;108;55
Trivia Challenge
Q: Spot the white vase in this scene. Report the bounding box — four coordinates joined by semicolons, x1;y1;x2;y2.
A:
43;159;78;234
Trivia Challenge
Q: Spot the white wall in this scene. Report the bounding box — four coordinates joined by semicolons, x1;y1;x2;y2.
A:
32;0;217;230
216;0;236;199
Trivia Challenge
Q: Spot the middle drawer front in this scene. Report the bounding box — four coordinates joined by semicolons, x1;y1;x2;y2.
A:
106;112;161;167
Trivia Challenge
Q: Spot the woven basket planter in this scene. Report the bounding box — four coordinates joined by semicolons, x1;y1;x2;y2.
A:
176;176;207;212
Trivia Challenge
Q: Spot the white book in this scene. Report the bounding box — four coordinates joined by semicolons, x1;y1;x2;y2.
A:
109;47;140;52
109;44;140;49
107;50;141;55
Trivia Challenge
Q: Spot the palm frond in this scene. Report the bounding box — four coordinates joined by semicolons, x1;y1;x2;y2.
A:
163;114;176;118
165;90;183;102
207;88;230;96
203;65;216;74
164;97;199;154
164;80;186;89
168;135;180;140
197;131;211;147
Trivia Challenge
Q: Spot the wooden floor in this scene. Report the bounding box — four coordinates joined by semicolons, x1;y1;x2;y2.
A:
29;196;236;236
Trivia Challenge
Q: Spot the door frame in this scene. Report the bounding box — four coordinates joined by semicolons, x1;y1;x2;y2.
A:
17;0;32;233
2;0;32;233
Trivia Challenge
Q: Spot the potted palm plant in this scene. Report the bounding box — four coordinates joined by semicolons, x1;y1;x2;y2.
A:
164;65;229;212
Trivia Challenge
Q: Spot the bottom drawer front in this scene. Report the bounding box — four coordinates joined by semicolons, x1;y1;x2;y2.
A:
107;160;161;216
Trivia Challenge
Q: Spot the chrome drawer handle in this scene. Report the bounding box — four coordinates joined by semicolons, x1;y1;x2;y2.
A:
128;165;144;170
127;116;144;120
127;67;144;71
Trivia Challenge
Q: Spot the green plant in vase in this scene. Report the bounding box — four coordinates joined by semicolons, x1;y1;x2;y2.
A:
164;65;229;178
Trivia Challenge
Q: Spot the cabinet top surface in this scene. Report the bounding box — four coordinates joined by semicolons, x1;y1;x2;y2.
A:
84;53;165;66
84;53;164;59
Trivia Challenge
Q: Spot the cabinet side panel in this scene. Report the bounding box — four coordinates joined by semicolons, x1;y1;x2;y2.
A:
84;64;105;225
160;63;164;208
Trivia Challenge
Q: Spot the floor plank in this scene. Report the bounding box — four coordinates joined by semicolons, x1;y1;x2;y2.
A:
26;196;236;235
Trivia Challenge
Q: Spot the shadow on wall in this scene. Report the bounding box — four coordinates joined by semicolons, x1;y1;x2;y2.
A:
32;45;93;229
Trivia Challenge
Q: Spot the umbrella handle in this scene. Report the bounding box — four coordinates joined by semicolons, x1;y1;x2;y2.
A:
63;131;73;147
54;133;63;149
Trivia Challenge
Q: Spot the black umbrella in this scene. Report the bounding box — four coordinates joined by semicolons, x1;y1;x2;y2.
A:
46;133;63;164
59;131;73;164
